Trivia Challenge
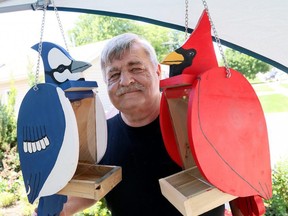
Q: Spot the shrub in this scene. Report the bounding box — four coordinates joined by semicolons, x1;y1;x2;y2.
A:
0;146;21;195
0;191;17;207
265;157;288;215
76;199;111;216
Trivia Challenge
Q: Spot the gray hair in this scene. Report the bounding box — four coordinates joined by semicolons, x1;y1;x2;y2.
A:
100;33;158;82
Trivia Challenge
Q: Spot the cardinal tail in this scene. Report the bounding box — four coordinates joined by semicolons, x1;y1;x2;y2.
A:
37;194;67;216
231;195;265;216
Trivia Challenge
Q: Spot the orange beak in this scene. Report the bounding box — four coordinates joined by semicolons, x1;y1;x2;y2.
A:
161;51;184;65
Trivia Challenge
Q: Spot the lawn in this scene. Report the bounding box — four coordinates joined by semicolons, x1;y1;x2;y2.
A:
258;94;288;113
252;81;288;113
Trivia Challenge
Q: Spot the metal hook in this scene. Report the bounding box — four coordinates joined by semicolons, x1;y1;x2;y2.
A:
31;0;51;10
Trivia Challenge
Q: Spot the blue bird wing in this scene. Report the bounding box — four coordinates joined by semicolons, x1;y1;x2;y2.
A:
17;83;66;203
38;194;67;216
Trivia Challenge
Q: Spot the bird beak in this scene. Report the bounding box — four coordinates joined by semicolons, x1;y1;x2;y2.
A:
161;51;184;65
71;60;92;73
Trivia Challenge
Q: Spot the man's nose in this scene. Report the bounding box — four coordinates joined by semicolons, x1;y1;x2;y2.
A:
119;71;135;86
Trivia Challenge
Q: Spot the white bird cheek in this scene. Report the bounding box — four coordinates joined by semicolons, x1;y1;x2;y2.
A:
53;69;69;83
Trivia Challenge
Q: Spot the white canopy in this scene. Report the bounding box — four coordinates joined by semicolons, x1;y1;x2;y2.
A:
0;0;287;72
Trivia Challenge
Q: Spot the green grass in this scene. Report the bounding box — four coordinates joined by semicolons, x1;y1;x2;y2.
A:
251;81;288;113
258;94;288;113
280;83;288;89
252;84;274;92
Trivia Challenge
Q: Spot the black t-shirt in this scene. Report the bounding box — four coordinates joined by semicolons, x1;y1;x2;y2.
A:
100;113;224;216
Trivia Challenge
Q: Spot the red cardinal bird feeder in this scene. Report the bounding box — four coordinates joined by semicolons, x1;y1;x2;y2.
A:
159;10;272;216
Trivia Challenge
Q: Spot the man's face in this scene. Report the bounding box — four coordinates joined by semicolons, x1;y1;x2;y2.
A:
105;42;160;114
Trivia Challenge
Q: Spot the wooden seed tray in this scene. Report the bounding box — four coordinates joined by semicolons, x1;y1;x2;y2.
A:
159;166;236;216
58;163;122;200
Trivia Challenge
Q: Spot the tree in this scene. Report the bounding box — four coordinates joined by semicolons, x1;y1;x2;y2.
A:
68;14;185;61
220;48;271;79
68;15;141;45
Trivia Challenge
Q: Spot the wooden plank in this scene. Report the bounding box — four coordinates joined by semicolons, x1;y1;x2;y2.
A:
184;187;236;216
166;97;196;169
71;97;97;163
159;178;187;215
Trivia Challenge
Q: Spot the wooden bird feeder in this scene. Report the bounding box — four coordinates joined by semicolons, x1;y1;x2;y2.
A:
159;75;236;216
57;82;122;200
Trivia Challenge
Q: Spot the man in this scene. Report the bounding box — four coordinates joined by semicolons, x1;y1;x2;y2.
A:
37;33;225;215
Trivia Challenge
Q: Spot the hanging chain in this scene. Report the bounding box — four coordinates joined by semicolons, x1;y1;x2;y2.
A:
33;0;69;91
202;0;231;78
33;2;48;91
184;0;189;39
51;0;69;52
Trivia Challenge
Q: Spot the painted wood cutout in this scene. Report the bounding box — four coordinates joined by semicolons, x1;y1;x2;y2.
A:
17;83;79;203
31;42;91;85
188;67;272;199
159;9;272;216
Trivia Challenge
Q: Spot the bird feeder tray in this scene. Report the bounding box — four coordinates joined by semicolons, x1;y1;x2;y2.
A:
159;166;236;216
58;163;122;200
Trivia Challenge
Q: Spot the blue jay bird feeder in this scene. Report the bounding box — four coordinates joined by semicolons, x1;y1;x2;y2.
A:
17;42;121;215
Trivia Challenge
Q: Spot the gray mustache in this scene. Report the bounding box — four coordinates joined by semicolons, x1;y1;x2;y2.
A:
116;83;145;96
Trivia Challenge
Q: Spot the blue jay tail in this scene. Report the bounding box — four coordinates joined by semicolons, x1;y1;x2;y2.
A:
37;194;68;216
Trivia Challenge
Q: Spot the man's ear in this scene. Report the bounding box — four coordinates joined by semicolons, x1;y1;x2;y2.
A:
156;64;161;77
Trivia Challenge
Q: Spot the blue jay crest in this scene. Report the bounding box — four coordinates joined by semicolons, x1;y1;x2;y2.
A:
17;83;79;203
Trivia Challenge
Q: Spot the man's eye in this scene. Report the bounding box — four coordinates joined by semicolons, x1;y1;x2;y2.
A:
109;73;120;81
131;68;143;73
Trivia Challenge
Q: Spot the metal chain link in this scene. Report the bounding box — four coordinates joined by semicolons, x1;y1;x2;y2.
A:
52;0;69;52
33;2;47;91
33;0;69;91
202;0;231;78
184;0;189;39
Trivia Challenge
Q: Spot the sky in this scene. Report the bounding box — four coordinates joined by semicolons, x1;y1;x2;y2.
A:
0;10;80;78
0;9;79;49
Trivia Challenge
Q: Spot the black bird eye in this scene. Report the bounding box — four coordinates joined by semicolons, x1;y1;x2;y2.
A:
57;65;66;72
187;49;196;57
